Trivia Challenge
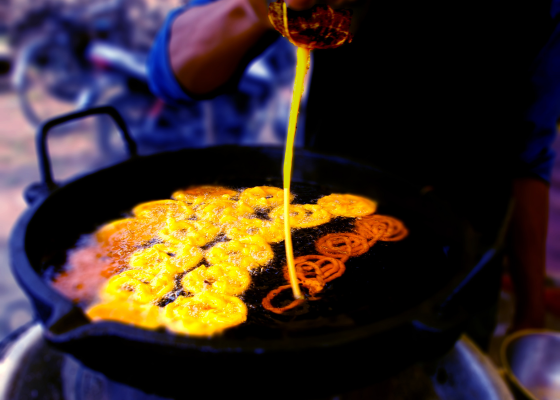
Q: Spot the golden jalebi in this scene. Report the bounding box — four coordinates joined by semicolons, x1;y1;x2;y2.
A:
317;194;377;217
160;292;247;336
270;204;332;228
86;299;161;329
205;236;274;269
132;199;195;221
159;218;220;247
239;186;292;210
172;185;238;202
56;184;408;335
182;264;251;296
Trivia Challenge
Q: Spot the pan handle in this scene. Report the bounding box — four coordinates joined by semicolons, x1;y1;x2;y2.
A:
26;106;138;204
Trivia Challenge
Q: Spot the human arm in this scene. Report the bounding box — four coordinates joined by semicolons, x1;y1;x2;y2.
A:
508;178;549;331
168;0;277;96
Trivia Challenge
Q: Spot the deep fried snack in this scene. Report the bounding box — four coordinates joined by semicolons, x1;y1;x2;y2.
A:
268;0;353;49
129;244;179;274
259;218;286;243
354;220;385;246
206;236;273;269
52;245;114;304
172;185;238;203
171;245;205;271
283;257;325;297
262;285;306;314
182;264;251;296
317;194;377;217
289;254;346;283
358;215;408;241
129;243;203;273
95;218;163;274
195;199;254;225
239;186;292;210
102;269;176;305
270;204;331;228
86;299;161;329
225;217;285;243
160;292;247;336
132;200;195;221
315;232;369;262
159;218;221;247
96;218;161;248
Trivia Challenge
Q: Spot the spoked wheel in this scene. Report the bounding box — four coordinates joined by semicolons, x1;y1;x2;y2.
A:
13;38;96;130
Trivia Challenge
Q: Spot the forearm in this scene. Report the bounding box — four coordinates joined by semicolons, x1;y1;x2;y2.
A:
169;0;275;96
508;177;549;330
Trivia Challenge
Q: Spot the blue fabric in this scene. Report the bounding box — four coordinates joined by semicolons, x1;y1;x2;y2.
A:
147;6;191;104
147;2;301;147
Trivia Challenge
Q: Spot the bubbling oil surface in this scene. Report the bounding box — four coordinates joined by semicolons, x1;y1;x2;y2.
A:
44;181;456;338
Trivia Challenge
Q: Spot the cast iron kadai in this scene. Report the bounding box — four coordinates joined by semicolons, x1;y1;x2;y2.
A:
10;106;506;399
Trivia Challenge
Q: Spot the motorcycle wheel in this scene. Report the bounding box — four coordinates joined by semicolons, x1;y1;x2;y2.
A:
13;37;96;129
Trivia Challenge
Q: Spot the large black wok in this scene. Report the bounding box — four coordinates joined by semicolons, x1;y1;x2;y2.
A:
10;107;504;398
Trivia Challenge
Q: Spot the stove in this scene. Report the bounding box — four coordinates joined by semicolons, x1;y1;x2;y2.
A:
0;323;513;400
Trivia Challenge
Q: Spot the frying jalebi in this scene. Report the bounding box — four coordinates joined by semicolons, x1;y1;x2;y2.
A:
182;264;251;296
102;268;176;305
132;199;195;221
262;215;408;315
317;194;377;217
159;218;221;247
195;199;254;225
129;243;203;273
94;218;162;273
315;232;370;262
128;244;179;274
67;183;411;334
224;217;285;243
96;218;161;249
356;215;409;242
205;235;273;269
289;255;346;283
172;185;238;202
262;285;306;314
239;186;292;210
283;256;326;297
86;299;161;329
270;204;332;228
160;292;247;336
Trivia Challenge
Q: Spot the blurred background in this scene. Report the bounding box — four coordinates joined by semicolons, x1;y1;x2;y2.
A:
0;0;559;368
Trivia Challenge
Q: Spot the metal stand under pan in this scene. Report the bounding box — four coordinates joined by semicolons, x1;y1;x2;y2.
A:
0;323;513;400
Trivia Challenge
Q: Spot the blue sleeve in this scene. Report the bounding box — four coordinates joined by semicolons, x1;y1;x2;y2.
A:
520;19;560;183
147;0;217;104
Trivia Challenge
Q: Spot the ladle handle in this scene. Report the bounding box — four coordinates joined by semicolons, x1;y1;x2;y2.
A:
32;106;137;197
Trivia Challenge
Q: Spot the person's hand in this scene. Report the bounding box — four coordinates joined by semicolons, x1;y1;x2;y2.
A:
247;0;275;29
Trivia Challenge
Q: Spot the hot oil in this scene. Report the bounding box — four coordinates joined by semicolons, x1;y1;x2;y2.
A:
210;182;452;340
44;180;452;340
